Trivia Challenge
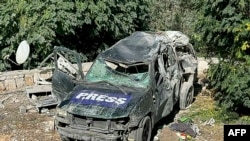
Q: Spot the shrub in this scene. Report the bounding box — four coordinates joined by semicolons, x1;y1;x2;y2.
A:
208;61;250;114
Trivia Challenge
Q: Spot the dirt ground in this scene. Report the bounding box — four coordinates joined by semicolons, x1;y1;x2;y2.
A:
0;91;60;141
0;88;223;141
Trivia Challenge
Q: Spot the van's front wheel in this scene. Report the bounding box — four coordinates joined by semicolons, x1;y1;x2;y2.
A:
135;116;152;141
179;82;194;109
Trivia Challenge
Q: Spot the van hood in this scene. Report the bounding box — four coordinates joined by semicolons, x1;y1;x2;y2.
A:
59;83;148;119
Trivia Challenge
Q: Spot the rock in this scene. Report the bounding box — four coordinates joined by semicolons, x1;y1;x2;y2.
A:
31;95;37;100
26;105;34;110
15;78;25;88
0;81;6;92
4;79;16;91
19;105;26;113
27;109;38;113
24;74;34;86
11;97;20;103
153;136;159;141
41;108;49;113
42;121;55;132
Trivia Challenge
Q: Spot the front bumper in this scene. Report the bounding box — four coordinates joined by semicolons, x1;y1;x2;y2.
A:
54;115;130;141
56;126;120;141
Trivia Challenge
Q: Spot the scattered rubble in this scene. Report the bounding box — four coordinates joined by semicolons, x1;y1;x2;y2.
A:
0;95;11;108
19;105;26;113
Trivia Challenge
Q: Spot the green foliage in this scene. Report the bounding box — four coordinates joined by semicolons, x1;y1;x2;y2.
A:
196;0;250;58
68;0;152;60
0;0;151;71
149;0;205;54
197;0;250;115
208;61;250;113
0;0;82;70
150;0;192;31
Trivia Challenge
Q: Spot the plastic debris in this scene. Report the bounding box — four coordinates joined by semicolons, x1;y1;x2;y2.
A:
178;116;193;125
170;122;196;137
202;118;215;126
169;116;201;138
191;124;201;135
176;132;187;140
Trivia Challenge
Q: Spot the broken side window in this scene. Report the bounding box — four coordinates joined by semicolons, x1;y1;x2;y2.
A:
55;50;82;80
175;45;197;74
85;58;150;88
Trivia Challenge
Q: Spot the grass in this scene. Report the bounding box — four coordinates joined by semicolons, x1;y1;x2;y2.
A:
186;95;221;123
186;92;250;124
180;92;250;141
180;94;223;141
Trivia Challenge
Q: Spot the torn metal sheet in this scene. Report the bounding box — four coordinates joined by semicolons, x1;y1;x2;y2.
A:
53;31;198;141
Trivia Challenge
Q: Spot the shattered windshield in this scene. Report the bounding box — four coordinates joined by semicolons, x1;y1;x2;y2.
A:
85;58;150;88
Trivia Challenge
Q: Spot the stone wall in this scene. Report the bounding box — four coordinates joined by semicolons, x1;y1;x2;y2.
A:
0;68;53;93
0;62;93;94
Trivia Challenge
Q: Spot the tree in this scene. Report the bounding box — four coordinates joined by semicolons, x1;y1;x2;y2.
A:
147;0;206;56
196;0;250;58
0;0;83;70
0;0;151;71
196;0;250;113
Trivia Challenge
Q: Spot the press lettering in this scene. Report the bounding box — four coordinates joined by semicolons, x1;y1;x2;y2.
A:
75;92;88;99
116;98;127;105
96;95;106;101
72;90;132;107
85;93;99;100
105;96;117;103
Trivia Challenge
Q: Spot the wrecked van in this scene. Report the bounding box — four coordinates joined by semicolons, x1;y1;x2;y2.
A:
54;31;198;141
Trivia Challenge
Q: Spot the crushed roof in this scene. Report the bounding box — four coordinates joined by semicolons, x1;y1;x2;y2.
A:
100;31;190;64
100;31;158;64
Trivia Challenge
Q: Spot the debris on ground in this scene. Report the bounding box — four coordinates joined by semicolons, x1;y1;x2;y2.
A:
0;95;11;109
19;105;27;113
202;118;215;126
168;116;201;140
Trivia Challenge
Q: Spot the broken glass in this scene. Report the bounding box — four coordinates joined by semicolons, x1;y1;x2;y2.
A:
85;58;150;88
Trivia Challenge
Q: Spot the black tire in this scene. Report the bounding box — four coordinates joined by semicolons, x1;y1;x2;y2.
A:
135;116;152;141
194;68;198;84
179;82;194;109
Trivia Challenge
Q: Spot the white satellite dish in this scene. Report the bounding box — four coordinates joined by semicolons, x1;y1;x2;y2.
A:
15;40;30;64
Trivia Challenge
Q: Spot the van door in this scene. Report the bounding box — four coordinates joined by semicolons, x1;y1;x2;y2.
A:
52;47;84;102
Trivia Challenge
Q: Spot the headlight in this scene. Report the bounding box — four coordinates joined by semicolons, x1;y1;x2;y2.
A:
56;108;68;117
